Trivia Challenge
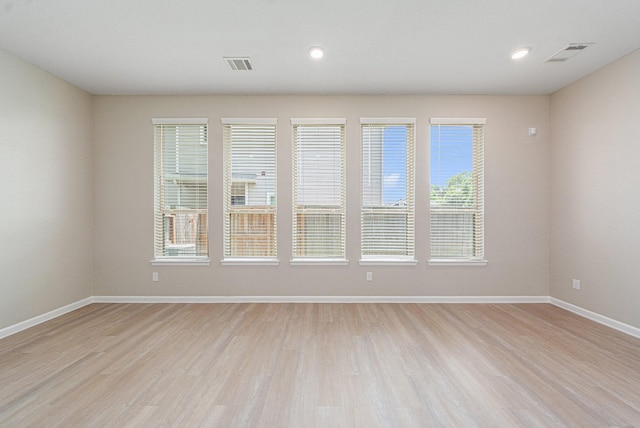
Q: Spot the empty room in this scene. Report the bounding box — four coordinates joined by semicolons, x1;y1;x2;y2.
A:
1;0;640;426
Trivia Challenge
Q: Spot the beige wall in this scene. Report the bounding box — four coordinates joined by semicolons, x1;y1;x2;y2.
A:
4;42;638;332
0;48;94;330
93;94;550;298
550;49;640;328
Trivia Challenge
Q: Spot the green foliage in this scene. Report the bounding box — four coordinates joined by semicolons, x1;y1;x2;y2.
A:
430;171;474;207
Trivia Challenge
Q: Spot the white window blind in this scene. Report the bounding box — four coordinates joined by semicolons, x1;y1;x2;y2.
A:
292;119;346;259
429;118;485;261
153;119;208;260
222;119;277;259
361;118;415;261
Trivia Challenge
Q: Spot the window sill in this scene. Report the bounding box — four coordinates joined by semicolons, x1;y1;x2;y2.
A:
221;258;280;266
359;258;418;266
150;258;211;266
428;259;488;267
290;258;349;266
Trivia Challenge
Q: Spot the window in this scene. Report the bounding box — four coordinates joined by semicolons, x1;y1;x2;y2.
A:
361;118;416;263
429;118;486;264
152;119;208;263
222;119;277;261
291;119;346;263
231;182;247;206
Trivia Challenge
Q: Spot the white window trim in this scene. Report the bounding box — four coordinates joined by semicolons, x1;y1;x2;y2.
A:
360;118;416;262
152;118;208;125
430;118;487;125
220;257;279;266
222;119;278;261
360;117;417;125
291;119;347;260
359;257;418;266
221;118;277;125
428;259;488;266
290;258;349;266
291;118;347;125
429;117;487;265
151;257;211;266
151;118;209;264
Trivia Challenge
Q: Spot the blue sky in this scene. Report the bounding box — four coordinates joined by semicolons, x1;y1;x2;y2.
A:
382;126;407;204
429;125;473;187
377;125;474;204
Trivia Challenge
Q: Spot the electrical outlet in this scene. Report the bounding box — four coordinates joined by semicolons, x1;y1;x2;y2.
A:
152;272;159;282
572;279;580;290
366;272;373;282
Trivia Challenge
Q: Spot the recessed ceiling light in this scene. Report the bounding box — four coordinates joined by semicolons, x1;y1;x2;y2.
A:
511;47;531;60
309;46;324;60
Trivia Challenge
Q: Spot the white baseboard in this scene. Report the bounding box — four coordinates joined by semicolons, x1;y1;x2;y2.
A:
3;296;638;341
93;295;550;304
550;297;640;339
0;296;94;340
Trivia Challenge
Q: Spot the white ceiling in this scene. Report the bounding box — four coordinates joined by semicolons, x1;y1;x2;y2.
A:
1;0;639;95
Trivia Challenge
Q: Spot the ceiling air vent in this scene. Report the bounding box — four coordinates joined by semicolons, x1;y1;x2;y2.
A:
546;43;594;62
224;57;253;71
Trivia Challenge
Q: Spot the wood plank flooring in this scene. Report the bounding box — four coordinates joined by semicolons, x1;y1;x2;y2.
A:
1;303;639;427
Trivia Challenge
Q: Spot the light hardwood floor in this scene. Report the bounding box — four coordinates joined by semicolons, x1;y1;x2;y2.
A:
1;303;639;427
